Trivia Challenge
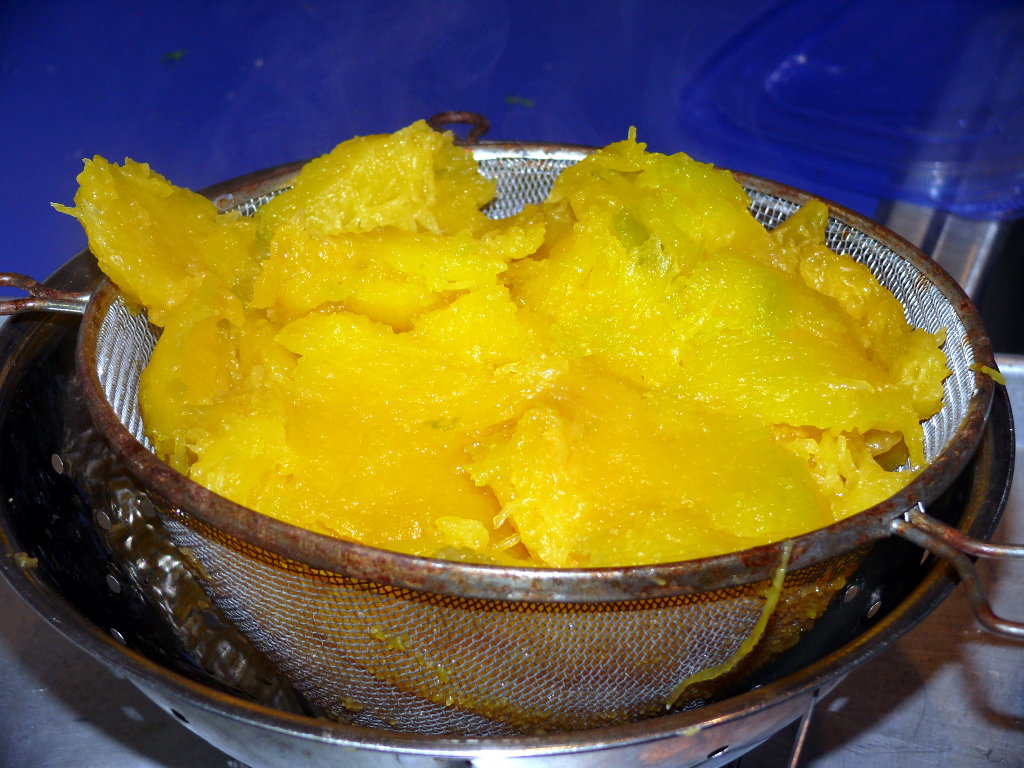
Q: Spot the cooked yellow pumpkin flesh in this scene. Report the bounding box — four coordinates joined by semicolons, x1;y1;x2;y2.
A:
59;120;948;567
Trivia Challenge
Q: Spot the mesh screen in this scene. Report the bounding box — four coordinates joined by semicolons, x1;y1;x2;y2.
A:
745;191;973;463
162;507;850;734
88;147;980;735
94;297;156;451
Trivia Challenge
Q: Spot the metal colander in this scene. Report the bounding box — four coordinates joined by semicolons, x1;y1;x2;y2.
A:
67;143;996;737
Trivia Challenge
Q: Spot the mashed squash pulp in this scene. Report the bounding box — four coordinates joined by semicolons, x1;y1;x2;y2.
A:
59;120;949;568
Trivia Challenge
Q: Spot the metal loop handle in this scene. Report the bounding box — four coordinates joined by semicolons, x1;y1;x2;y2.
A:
426;111;490;145
892;503;1024;638
0;272;90;316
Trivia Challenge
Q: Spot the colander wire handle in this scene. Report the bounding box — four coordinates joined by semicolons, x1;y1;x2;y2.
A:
892;503;1024;638
0;272;90;316
427;111;490;145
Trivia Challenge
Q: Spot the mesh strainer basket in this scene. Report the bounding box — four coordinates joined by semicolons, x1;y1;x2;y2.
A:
10;139;1000;737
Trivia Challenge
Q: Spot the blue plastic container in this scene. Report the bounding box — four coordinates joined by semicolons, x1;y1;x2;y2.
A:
675;0;1024;219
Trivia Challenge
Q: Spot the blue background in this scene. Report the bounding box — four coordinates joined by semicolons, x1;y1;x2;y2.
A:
2;0;1022;281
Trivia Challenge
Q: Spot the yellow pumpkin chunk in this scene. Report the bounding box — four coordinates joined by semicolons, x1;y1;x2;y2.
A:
55;157;258;327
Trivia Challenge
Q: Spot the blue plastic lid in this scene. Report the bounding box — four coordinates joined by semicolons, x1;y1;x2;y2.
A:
676;0;1024;219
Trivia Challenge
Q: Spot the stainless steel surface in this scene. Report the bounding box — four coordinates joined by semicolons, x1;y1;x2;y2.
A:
0;601;228;767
